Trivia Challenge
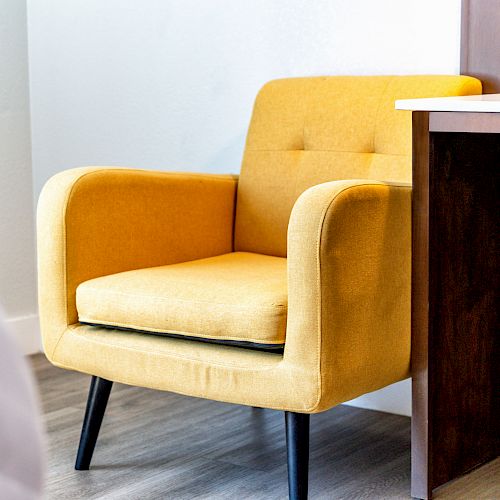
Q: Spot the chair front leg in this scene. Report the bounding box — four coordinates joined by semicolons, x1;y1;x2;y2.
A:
285;411;310;500
75;376;113;470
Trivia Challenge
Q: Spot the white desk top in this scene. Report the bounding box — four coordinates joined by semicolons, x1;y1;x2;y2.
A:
395;94;500;112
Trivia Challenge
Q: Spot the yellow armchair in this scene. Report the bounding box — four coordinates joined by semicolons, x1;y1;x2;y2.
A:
37;75;481;499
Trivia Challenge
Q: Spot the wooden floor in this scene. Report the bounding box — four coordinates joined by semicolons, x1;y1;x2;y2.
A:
31;354;499;499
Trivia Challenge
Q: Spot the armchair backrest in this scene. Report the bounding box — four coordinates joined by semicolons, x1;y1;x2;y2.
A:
234;75;481;257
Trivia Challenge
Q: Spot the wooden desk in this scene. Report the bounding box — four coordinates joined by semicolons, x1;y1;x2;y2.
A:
396;95;500;499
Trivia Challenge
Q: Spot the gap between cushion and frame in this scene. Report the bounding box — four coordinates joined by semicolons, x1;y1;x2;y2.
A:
80;321;285;353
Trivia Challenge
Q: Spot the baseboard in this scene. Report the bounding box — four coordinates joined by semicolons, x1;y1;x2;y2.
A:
343;378;412;417
5;314;42;355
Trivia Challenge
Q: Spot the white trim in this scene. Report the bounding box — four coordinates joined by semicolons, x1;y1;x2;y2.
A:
396;93;500;112
5;314;42;355
343;378;411;416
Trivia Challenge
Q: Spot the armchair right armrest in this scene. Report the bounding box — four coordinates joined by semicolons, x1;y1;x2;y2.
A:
286;179;412;413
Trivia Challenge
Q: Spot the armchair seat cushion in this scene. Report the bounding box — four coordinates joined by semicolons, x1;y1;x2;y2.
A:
76;252;287;350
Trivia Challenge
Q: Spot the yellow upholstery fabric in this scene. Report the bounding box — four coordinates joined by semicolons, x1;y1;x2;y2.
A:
37;75;482;414
235;75;482;256
38;176;412;412
287;180;412;408
77;252;287;346
37;168;238;357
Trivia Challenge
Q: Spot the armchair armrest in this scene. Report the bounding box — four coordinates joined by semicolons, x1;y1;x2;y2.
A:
286;179;411;412
37;167;237;356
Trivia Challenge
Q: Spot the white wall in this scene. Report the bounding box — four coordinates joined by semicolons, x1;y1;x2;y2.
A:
24;0;463;415
0;0;39;353
28;0;461;197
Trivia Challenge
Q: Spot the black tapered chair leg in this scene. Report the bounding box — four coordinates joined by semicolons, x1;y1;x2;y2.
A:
285;411;310;500
75;376;113;470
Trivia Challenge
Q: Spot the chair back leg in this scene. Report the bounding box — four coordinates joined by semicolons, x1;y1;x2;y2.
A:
285;411;310;500
75;376;113;470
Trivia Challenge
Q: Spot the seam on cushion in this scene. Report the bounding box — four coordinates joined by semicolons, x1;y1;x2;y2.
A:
299;184;351;412
231;179;238;253
302;181;403;413
78;286;288;310
52;169;102;360
308;185;353;412
314;187;351;412
372;152;408;158
78;318;285;344
245;148;408;157
371;77;393;154
85;169;238;182
71;327;282;370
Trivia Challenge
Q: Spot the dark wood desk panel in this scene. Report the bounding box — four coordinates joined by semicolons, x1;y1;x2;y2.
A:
411;111;499;499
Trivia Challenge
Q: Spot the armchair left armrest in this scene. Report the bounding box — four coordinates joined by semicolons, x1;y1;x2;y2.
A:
37;167;238;357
